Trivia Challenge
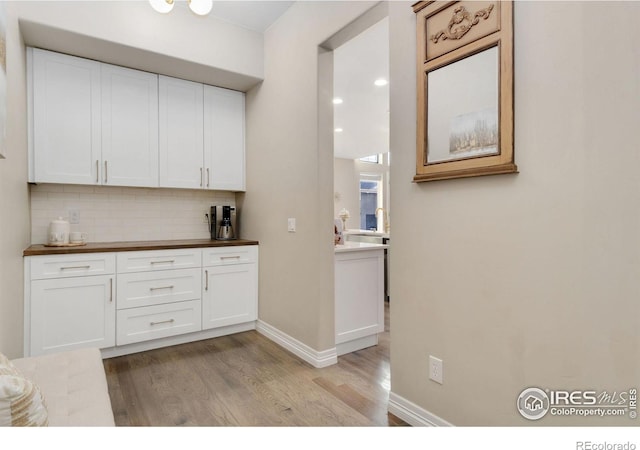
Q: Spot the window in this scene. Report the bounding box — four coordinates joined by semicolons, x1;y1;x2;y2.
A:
360;174;382;231
359;154;381;164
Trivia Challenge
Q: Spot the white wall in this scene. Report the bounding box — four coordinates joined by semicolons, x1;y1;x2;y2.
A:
389;1;640;425
0;3;29;359
243;1;376;352
0;1;263;358
15;1;264;91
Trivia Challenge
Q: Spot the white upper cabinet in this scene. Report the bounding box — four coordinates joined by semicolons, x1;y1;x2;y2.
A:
101;64;159;187
29;48;159;187
204;86;246;192
30;48;101;184
159;76;204;189
29;48;245;192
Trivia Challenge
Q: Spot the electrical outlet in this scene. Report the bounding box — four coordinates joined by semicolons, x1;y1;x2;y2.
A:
68;209;80;225
429;355;443;384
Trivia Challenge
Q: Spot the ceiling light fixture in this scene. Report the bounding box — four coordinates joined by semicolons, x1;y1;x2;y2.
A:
149;0;213;16
374;78;388;86
332;98;343;105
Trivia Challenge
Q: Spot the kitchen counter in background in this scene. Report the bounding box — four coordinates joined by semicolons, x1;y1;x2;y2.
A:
334;241;388;253
342;229;390;240
23;238;259;256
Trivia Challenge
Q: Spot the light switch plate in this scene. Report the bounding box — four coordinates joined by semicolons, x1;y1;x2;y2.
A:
288;218;296;232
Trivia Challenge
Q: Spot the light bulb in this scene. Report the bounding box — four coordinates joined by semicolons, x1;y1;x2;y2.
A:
149;0;174;14
333;98;343;105
189;0;213;16
374;78;388;87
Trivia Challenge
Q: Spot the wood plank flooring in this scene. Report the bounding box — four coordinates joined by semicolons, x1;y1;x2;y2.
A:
103;302;407;426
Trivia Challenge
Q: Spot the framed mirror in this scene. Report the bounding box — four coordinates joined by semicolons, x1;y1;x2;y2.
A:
413;1;516;182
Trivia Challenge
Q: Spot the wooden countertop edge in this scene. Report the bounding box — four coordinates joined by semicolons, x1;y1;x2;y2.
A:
23;239;260;256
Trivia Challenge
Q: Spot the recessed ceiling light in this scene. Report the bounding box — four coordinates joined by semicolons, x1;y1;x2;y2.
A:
334;128;343;133
374;78;388;87
333;98;343;105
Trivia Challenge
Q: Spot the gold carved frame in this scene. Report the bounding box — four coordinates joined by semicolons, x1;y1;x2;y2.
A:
413;1;516;182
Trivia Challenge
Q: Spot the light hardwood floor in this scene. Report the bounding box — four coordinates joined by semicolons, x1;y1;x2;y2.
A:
103;302;407;426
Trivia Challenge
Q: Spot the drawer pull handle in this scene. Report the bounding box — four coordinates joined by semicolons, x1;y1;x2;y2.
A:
96;160;99;183
205;270;208;291
104;160;108;183
206;168;210;188
150;260;175;265
220;256;241;260
149;285;175;291
109;278;113;303
60;265;91;270
200;168;203;187
150;319;175;326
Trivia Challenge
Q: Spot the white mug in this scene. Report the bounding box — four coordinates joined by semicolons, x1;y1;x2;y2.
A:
70;231;87;244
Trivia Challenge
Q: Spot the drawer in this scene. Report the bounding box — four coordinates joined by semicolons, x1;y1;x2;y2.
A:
116;299;202;346
117;249;201;273
202;245;258;267
117;268;201;310
29;253;116;280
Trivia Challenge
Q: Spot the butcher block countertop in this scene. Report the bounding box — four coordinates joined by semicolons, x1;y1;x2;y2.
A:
23;239;259;257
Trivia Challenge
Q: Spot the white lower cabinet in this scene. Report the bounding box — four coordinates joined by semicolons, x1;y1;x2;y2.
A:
115;250;202;346
202;246;258;330
202;264;257;330
25;245;258;358
116;299;202;346
27;253;116;356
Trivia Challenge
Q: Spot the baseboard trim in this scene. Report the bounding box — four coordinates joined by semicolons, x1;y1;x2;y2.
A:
256;320;338;368
388;391;454;427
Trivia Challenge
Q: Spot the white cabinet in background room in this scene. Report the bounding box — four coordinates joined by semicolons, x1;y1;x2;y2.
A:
202;246;258;330
334;247;385;356
159;75;205;189
29;48;101;184
101;64;159;187
204;85;246;191
28;48;159;187
25;253;116;356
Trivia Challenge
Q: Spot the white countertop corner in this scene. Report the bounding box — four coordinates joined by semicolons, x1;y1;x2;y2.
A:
334;241;388;253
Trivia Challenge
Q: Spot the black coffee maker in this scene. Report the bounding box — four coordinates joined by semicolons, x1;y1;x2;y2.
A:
210;205;237;240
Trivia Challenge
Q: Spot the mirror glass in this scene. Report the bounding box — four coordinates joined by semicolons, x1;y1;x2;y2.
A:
426;46;499;164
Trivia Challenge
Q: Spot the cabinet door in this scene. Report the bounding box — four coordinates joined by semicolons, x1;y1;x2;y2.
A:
202;263;257;330
30;48;101;184
159;76;204;189
204;86;245;191
101;64;159;187
30;275;115;356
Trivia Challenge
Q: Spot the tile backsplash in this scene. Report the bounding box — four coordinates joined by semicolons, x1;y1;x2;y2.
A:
30;184;235;244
